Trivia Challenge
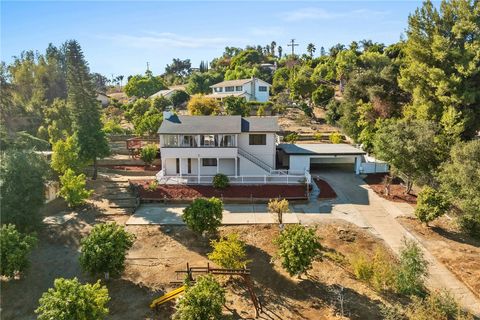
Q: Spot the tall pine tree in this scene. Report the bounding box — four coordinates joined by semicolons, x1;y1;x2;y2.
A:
65;40;109;179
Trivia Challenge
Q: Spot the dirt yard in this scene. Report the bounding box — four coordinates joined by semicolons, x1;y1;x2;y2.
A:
397;216;480;299
363;173;417;205
132;182;308;200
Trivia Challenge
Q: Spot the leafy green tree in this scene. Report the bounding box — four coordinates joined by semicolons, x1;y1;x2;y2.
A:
438;140;480;238
170;90;190;107
395;239;428;296
274;225;321;276
415;186;451;226
312;85;335;107
173;275;225;320
124;71;166;98
38;98;73;143
0;150;48;231
223;96;250;116
208;233;249;269
399;0;480;138
59;169;93;207
80;223;135;280
186;72;223;95
140;144;158;166
289;65;315;100
51;135;85;174
133;112;163;136
151;95;171;111
165;58;192;78
35;278;109;320
373;119;441;193
271;67;291;94
66;40;109;180
0;224;37;278
335;49;358;84
182;198;223;235
187;94;220;115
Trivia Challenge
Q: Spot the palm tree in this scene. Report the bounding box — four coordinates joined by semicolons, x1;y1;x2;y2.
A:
271;41;277;57
278;46;283;58
307;43;316;58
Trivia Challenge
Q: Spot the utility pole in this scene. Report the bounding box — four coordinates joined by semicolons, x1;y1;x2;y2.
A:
146;62;150;72
287;39;299;56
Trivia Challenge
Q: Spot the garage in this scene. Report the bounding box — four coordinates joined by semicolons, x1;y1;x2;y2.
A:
277;143;366;174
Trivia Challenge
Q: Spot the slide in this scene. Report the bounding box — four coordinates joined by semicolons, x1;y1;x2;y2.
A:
150;285;186;308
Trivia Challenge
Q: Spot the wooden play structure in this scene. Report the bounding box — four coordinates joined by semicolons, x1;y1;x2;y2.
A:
150;263;262;317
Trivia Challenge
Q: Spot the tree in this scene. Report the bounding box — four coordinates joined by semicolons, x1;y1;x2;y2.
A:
59;169;93;207
223;96;250;116
307;43;316;58
312;85;335;107
278;46;283;58
268;198;289;225
182;197;223;235
270;41;277;57
140;144;158;166
165;58;192;78
373;119;441;193
173;275;225;320
399;0;480;139
151;95;171;111
289;65;315;100
186;72;223;95
415;186;451;226
208;233;249;269
66;40;109;180
91;72;108;92
124;72;166;98
0;224;37;278
133;112;163;136
170;90;190;107
187;94;220;115
274;225;321;276
80;223;135;280
39;98;73;143
395;238;428;296
35;278;109;320
51;135;85;174
0;150;48;232
438;140;480;238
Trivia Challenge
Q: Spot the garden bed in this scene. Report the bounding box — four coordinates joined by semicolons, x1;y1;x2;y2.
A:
364;173;417;204
98;165;160;172
131;181;308;200
313;178;337;199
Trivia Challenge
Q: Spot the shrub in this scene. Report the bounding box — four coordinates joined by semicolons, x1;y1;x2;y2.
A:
212;173;229;189
284;132;299;143
267;198;290;225
173;275;225;320
80;223;135;280
140;144;158;166
312;85;335;107
457;214;480;240
223;96;250;116
51;135;85;174
395;238;428;296
329;132;342;144
380;304;407;320
406;290;474;320
256;105;266;116
170;90;190;107
313;132;323;141
59;169;93;207
350;248;397;292
208;233;250;269
102;119;125;134
0;224;37;278
351;253;374;282
147;180;158;192
274;225;321;276
187;94;220;115
35;278;109;320
415;186;450;225
182;197;223;235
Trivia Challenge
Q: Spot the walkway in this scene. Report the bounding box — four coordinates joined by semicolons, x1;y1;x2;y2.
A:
316;171;480;316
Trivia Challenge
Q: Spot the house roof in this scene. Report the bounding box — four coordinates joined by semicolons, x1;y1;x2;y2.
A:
158;114;278;134
210;78;271;88
278;143;366;156
149;89;176;99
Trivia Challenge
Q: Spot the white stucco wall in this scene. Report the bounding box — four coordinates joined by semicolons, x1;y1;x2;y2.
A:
238;132;276;168
239;157;269;175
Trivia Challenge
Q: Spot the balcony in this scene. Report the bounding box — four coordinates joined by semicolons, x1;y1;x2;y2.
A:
161;134;237;148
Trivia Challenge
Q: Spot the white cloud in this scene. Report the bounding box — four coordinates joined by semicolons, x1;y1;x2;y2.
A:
281;7;389;22
249;26;285;37
101;32;247;49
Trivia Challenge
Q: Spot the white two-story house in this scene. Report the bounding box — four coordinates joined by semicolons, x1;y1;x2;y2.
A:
157;112;289;183
206;77;271;102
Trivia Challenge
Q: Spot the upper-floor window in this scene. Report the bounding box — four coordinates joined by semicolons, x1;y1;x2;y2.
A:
219;134;235;147
249;134;266;145
164;135;178;146
201;134;216;147
235;86;243;91
214;87;223;93
225;86;234;92
258;86;268;92
180;135;196;147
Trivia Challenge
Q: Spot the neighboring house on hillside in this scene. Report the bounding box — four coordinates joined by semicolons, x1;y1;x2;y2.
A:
157;112;306;184
96;92;110;107
206;77;271;102
149;89;178;100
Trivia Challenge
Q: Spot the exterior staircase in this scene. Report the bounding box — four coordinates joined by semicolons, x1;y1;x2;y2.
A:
237;147;273;173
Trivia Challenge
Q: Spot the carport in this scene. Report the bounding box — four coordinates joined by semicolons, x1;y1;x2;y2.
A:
277;143;366;174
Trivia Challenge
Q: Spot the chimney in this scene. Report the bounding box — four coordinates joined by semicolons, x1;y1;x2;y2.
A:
251;76;256;101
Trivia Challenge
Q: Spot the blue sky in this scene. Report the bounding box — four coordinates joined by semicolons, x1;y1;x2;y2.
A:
1;1;425;78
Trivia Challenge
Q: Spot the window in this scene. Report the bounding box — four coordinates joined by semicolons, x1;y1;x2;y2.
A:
258;86;267;92
202;158;217;166
165;135;178;147
225;86;234;92
219;134;235;147
214;87;223;92
181;135;196;147
235;86;243;91
249;134;266;145
201;134;216;147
